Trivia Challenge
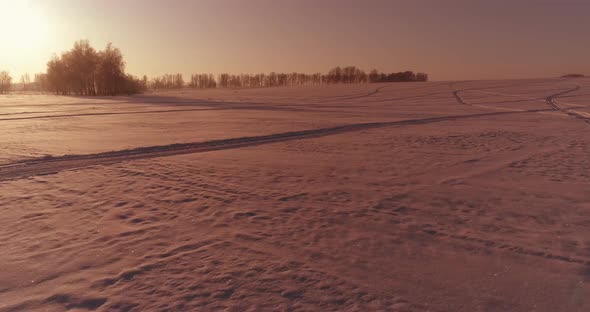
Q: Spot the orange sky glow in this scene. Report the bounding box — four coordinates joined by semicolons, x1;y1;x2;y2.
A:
1;0;589;81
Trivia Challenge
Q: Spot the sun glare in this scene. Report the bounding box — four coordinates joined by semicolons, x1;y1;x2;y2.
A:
0;0;48;50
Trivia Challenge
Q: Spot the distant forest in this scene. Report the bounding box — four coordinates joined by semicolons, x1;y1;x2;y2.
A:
2;40;428;96
561;74;585;78
153;67;428;90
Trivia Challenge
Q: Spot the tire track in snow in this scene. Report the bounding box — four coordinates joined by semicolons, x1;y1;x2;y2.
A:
318;85;391;103
545;84;590;123
421;228;590;267
0;104;348;122
451;79;563;107
0;109;550;181
452;80;590;121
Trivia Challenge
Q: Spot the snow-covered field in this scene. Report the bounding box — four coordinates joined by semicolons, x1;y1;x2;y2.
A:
1;78;589;311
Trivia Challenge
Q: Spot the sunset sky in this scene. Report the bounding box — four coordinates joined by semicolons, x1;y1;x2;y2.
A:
1;0;589;81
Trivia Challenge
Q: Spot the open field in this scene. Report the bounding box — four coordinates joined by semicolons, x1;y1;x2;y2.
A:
1;78;590;311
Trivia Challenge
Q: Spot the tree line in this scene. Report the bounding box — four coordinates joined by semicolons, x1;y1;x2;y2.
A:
150;66;427;90
1;41;428;95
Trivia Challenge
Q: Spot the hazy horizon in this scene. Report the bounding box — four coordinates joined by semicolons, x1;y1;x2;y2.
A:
1;0;589;81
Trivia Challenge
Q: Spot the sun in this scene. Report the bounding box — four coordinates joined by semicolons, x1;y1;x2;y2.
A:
0;0;48;50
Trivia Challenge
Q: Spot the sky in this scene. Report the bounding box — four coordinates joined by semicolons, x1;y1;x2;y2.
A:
0;0;589;81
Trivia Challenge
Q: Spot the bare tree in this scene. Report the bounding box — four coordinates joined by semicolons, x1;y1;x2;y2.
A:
0;71;12;94
20;73;31;91
43;41;143;96
96;43;125;95
33;73;48;91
